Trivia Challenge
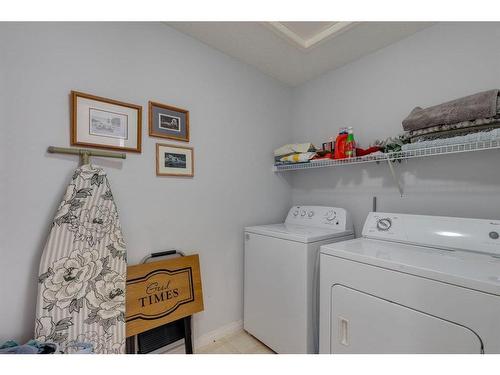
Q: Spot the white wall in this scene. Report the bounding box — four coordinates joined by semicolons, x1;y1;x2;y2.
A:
0;22;293;343
291;22;500;235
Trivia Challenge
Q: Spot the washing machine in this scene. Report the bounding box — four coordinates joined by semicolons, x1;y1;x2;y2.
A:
244;205;354;353
319;212;500;354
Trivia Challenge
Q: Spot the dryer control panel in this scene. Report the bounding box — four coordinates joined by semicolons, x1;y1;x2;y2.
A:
362;212;500;256
285;206;353;231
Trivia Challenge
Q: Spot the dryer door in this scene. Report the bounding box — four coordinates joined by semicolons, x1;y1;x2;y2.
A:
330;285;483;353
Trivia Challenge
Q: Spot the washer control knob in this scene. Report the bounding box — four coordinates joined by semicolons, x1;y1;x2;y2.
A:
325;210;336;221
301;209;307;217
377;218;392;231
489;231;499;240
293;209;299;216
308;210;314;218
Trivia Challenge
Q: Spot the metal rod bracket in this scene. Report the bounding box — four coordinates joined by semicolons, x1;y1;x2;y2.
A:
386;157;404;197
47;146;126;165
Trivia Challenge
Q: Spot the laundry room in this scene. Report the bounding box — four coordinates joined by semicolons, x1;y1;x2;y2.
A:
1;1;500;372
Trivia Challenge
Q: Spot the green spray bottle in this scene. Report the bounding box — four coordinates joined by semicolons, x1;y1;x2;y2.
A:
345;127;356;158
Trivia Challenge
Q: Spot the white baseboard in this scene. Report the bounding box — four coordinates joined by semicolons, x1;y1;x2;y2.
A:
161;320;244;354
193;320;243;349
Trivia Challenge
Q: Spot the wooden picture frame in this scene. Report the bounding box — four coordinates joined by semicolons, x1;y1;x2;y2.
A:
71;91;142;153
149;101;190;142
156;143;194;177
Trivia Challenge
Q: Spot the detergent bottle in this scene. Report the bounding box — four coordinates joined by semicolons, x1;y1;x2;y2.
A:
334;127;348;159
345;127;356;158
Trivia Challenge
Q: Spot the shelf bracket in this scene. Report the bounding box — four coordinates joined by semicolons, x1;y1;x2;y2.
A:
386;157;404;197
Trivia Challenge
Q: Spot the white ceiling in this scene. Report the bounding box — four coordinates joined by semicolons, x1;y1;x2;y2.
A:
168;22;435;86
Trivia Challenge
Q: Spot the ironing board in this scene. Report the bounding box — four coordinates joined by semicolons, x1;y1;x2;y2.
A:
35;164;127;354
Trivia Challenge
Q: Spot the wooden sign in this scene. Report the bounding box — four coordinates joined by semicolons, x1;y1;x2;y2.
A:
126;254;204;337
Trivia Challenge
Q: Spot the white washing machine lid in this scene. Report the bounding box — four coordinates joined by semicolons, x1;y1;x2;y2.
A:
321;238;500;295
245;223;353;243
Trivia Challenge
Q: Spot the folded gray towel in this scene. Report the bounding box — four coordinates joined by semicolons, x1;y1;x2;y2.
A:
402;89;499;131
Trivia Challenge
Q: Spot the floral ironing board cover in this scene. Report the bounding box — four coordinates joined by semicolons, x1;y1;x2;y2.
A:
35;165;127;354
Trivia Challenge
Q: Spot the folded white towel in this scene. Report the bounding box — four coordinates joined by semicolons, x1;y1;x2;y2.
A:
274;143;315;157
279;152;316;163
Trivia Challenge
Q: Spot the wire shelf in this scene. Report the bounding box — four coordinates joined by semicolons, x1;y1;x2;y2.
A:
273;139;500;172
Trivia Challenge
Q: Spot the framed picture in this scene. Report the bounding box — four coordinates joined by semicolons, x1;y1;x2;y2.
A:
71;91;142;152
149;101;189;142
156;143;194;177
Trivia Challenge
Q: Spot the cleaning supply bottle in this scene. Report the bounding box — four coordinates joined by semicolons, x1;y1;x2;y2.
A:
334;128;348;159
345;127;356;158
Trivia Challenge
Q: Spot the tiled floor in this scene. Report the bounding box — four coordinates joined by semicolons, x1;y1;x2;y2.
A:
195;330;275;354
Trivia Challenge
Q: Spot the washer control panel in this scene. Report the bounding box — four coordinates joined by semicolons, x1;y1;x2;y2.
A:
362;212;500;256
286;206;352;231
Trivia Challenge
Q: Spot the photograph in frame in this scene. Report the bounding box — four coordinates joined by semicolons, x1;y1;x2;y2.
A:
156;143;194;177
149;101;189;142
71;91;142;153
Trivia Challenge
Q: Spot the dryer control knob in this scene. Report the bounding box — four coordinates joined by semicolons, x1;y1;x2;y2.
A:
377;218;392;231
308;210;314;218
301;210;307;216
